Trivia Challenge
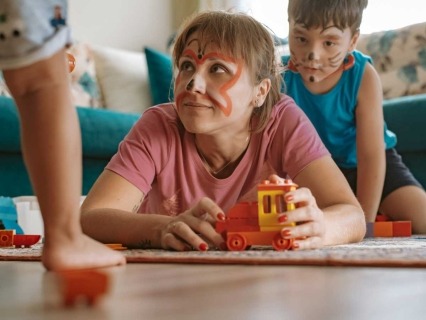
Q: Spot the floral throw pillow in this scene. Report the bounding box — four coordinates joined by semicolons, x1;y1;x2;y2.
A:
357;22;426;99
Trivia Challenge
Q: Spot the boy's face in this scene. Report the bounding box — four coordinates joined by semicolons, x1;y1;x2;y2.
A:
288;20;358;83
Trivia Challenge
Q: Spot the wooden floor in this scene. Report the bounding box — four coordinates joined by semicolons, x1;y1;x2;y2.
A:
1;261;426;320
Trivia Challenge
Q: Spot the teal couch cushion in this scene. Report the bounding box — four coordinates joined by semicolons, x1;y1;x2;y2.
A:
144;47;174;105
383;93;426;188
0;96;139;196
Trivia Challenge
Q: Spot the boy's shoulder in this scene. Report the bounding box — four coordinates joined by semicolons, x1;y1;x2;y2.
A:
352;50;373;64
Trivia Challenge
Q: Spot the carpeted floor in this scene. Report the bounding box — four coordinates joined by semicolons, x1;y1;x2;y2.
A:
1;236;426;268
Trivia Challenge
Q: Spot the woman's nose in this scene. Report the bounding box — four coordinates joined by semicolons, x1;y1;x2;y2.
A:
185;73;206;94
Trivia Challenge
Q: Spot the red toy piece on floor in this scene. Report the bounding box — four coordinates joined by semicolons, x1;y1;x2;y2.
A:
57;270;110;307
216;179;299;251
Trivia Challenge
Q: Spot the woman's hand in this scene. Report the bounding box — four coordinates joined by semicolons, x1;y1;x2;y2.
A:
270;174;326;250
160;197;226;251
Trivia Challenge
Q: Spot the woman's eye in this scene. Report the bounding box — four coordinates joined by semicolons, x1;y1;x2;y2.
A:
180;61;194;71
211;64;227;73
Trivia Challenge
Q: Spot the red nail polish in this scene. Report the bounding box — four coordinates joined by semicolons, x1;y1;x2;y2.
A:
217;213;226;221
285;195;294;202
199;243;208;251
281;229;291;238
278;215;287;223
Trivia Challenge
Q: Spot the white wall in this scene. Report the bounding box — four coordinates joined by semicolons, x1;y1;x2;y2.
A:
69;0;173;52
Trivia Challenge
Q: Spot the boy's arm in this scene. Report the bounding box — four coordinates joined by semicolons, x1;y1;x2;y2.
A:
355;63;386;222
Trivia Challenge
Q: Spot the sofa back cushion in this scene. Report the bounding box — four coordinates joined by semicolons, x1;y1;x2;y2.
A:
357;22;426;99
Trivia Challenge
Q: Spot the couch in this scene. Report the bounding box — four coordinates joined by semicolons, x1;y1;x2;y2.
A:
0;22;425;197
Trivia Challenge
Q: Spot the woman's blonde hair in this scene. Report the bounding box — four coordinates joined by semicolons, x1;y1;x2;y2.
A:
172;11;283;132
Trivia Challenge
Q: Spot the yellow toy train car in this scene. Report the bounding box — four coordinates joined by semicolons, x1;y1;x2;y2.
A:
216;179;298;251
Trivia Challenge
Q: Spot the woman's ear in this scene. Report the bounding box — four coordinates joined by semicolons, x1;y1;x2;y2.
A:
255;78;271;107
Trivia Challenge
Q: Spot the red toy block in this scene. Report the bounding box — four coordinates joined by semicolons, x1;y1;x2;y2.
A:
373;221;393;237
375;214;390;222
392;221;412;237
0;230;15;247
57;270;110;307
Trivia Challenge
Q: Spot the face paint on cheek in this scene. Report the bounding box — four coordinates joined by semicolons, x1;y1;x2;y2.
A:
178;42;244;117
329;52;343;68
209;60;244;117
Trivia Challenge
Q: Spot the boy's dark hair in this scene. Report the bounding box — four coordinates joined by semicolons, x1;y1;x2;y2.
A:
288;0;368;34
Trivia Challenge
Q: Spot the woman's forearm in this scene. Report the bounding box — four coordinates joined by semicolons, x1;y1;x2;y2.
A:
81;209;172;248
322;203;366;246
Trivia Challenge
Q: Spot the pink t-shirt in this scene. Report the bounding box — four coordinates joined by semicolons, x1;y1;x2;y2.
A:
106;94;329;215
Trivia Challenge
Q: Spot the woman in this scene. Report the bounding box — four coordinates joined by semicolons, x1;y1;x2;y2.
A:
81;11;365;251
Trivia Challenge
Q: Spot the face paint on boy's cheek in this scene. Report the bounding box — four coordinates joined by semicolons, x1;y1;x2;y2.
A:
328;52;343;68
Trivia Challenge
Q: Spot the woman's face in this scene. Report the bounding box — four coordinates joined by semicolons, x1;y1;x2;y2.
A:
174;33;256;135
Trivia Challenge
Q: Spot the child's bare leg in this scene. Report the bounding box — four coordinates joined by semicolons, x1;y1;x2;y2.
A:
379;185;426;234
4;49;126;270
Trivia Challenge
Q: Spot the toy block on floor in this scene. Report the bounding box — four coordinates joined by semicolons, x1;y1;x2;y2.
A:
364;220;412;238
392;221;412;237
366;222;374;238
374;221;393;237
57;270;110;307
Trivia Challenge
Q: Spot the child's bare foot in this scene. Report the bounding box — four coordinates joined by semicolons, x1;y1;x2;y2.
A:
41;233;126;271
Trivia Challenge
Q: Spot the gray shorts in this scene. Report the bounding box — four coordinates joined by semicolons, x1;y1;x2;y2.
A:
0;0;70;69
340;148;423;201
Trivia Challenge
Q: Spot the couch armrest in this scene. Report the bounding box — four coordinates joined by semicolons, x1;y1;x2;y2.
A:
383;94;426;153
383;94;426;188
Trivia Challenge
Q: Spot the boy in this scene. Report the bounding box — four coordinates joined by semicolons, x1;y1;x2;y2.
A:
1;0;125;270
282;0;426;232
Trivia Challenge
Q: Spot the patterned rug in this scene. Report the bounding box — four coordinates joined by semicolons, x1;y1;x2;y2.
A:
1;236;426;268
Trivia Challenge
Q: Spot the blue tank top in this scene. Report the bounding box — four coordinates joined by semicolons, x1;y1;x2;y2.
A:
282;50;397;168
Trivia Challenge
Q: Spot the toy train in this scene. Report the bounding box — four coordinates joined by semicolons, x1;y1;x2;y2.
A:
0;230;41;248
216;179;298;251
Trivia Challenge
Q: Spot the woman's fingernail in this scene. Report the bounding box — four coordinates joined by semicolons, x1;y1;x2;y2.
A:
199;243;208;251
278;215;288;223
217;213;226;221
285;195;294;202
281;229;291;238
293;242;299;249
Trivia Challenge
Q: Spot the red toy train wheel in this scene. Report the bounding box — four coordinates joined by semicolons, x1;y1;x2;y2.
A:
272;234;293;251
227;233;247;251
